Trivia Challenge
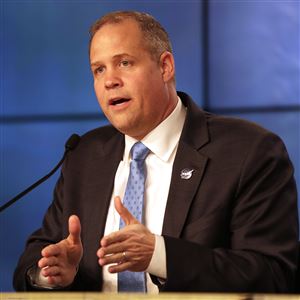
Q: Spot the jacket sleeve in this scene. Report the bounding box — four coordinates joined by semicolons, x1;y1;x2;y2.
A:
13;174;67;291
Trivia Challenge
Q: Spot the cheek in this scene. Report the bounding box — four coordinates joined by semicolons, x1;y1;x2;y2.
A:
94;81;104;100
97;97;106;112
94;88;105;111
94;80;101;94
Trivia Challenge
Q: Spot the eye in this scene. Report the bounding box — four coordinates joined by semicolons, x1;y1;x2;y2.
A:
120;60;131;67
94;66;105;74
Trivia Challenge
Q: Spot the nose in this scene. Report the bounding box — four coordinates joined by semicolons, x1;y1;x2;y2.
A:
104;69;122;89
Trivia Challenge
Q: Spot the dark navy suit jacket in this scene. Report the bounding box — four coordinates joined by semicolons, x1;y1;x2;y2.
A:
14;92;298;292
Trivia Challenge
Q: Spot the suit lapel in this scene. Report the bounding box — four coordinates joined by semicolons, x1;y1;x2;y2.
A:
77;129;124;285
88;93;210;240
90;130;124;237
162;92;210;238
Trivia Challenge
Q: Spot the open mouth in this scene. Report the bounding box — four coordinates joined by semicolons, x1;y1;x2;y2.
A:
109;98;131;106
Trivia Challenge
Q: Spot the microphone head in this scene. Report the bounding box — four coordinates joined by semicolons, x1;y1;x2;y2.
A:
65;134;81;151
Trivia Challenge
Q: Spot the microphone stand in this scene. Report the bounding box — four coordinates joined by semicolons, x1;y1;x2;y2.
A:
0;134;80;213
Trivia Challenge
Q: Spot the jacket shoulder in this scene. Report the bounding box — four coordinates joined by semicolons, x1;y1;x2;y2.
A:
81;125;120;144
204;112;280;141
65;125;123;165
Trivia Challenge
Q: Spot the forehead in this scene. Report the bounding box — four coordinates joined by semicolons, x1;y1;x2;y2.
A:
90;20;146;58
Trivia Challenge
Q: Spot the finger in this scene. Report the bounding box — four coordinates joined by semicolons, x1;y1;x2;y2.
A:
41;243;61;257
97;247;115;258
46;275;63;286
114;196;139;226
38;256;58;269
96;247;105;258
99;252;126;266
108;261;132;273
67;215;81;245
41;266;61;277
99;241;127;256
101;230;127;247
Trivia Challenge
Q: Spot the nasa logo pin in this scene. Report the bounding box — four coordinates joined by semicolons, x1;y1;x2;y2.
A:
180;168;194;180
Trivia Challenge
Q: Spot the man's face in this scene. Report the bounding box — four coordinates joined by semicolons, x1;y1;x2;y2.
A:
90;19;176;139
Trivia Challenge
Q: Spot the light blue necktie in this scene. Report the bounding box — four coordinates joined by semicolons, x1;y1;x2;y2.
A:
118;142;150;292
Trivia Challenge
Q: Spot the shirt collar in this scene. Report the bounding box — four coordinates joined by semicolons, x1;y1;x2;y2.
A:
123;96;186;163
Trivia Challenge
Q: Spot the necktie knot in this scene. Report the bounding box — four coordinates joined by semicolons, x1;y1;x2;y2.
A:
131;142;149;161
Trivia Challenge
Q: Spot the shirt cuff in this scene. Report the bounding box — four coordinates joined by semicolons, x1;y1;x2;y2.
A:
146;235;167;279
27;266;58;289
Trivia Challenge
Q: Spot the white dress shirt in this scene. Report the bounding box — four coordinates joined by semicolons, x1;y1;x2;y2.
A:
102;97;186;293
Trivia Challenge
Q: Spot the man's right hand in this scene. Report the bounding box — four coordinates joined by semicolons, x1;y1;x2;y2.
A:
37;215;83;287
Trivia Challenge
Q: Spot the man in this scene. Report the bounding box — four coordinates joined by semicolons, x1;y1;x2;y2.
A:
14;11;298;293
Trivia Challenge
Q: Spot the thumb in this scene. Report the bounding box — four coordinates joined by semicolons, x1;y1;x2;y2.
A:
114;196;139;226
68;215;81;245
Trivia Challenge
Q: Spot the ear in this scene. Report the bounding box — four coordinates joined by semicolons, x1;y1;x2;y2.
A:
159;51;175;83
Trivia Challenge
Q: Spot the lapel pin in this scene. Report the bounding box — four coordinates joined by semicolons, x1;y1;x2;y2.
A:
180;168;194;180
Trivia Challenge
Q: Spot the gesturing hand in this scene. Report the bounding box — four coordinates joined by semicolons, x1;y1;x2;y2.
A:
38;215;83;287
97;196;155;273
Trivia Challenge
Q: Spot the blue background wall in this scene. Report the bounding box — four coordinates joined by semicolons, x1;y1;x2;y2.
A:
0;0;299;292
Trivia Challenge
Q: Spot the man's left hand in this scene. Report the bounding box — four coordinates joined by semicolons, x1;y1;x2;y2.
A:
97;196;155;273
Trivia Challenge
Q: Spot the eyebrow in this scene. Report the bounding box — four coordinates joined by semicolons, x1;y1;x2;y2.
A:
90;61;102;68
90;53;135;67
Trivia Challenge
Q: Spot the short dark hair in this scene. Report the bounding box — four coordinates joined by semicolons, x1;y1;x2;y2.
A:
89;11;173;61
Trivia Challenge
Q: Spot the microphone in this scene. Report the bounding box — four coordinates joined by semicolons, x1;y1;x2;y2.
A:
0;134;81;213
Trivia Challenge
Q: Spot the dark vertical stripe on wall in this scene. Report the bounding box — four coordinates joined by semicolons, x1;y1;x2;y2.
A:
202;0;210;111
